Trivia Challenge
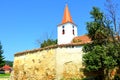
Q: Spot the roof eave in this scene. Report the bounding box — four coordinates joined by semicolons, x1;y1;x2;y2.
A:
57;22;77;27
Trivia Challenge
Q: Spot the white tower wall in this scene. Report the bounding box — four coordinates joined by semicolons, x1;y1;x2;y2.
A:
58;22;77;44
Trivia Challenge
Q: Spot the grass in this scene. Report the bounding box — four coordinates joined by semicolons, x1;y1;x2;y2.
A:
0;74;10;78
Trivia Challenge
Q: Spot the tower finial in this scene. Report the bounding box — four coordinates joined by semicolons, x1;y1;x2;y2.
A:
65;0;68;5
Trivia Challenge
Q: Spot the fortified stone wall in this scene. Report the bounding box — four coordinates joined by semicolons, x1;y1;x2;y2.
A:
56;47;84;79
13;44;85;80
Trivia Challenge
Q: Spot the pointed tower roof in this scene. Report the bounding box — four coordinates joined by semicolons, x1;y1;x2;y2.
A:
61;4;74;24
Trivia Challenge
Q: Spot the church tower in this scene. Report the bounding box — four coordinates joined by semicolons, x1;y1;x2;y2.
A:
58;4;78;44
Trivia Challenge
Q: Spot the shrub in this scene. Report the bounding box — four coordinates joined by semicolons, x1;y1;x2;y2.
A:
114;75;120;80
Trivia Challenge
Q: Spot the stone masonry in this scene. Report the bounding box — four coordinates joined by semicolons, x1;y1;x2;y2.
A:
13;44;85;80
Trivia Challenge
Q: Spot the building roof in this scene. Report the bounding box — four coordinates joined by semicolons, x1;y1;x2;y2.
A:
72;35;91;44
61;4;73;24
14;35;92;57
2;64;11;70
15;42;89;57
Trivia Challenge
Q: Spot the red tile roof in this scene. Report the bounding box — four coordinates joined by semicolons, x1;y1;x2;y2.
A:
2;64;11;70
72;35;91;44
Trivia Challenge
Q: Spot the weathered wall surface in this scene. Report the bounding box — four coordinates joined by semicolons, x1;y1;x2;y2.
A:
56;47;84;80
13;45;84;80
13;49;56;80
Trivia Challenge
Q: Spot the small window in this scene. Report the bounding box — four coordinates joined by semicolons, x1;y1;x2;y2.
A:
72;26;74;28
62;26;64;28
73;29;74;35
62;29;65;35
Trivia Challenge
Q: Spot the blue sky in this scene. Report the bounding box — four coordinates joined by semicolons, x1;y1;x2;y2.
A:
0;0;119;61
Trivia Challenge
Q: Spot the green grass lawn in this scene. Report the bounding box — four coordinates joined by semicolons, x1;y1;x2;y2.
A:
0;74;10;78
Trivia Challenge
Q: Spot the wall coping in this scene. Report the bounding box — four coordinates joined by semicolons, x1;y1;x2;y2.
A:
14;42;90;57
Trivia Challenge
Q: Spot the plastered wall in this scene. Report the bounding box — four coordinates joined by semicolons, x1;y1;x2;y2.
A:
13;46;84;80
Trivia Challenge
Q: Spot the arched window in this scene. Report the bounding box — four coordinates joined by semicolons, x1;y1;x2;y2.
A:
62;29;65;35
73;29;74;35
62;26;64;28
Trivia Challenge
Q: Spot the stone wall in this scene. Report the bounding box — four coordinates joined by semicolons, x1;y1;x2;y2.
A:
56;47;84;79
13;44;85;80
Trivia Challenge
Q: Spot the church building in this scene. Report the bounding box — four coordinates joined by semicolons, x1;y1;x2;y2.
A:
13;4;91;80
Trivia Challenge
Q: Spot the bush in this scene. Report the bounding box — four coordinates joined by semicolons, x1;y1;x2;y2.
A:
0;70;5;74
61;78;81;80
82;75;103;80
114;75;120;80
83;77;95;80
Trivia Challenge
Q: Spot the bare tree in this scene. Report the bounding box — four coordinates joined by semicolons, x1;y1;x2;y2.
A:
36;32;57;48
118;19;120;41
105;0;119;34
118;18;120;34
